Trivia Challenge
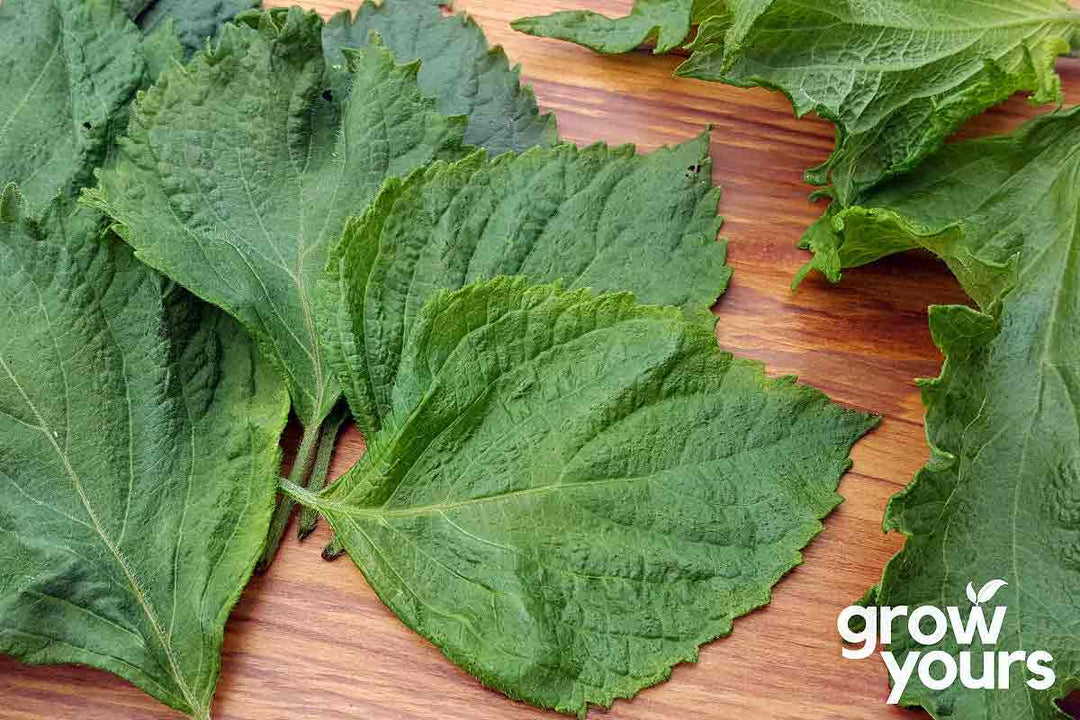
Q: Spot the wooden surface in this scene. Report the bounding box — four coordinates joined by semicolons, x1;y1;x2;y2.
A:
3;2;1080;718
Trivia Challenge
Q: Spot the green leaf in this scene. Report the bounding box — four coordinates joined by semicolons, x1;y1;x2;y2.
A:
0;0;146;213
125;0;260;58
324;0;558;155
796;107;1080;299
0;0;250;218
119;0;152;15
512;0;726;55
876;302;1079;720
85;8;472;429
806;108;1080;718
0;187;290;719
512;0;1077;199
291;277;877;717
139;19;186;82
319;134;730;435
676;0;1079;203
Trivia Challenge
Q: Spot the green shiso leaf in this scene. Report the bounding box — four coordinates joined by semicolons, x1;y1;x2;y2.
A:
290;277;877;717
512;0;726;55
319;133;730;435
802;107;1080;719
0;187;289;720
796;106;1080;298
676;0;1078;203
0;0;145;213
86;8;473;430
323;0;558;155
0;0;256;216
514;0;1078;204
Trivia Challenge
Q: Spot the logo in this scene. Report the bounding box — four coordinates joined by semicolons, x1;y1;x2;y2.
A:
837;579;1055;704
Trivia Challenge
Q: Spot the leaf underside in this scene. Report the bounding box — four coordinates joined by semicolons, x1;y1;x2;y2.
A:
323;0;558;155
512;0;709;55
0;188;289;719
299;277;877;717
810;108;1080;720
320;133;730;435
87;8;474;429
514;0;1079;206
679;0;1078;203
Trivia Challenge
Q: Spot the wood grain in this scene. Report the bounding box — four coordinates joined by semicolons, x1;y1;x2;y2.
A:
2;2;1078;718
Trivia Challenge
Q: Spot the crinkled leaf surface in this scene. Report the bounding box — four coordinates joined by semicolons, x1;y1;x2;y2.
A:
323;0;557;155
797;106;1080;297
677;0;1079;203
319;134;729;435
807;108;1080;719
127;0;261;58
86;8;471;429
0;0;250;216
0;0;145;212
0;188;289;719
291;277;876;717
512;0;725;55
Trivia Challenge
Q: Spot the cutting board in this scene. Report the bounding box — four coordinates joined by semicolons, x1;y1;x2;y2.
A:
2;2;1078;718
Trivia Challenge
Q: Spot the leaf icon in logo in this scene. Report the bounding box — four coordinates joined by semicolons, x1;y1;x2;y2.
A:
971;579;1009;605
978;579;1008;604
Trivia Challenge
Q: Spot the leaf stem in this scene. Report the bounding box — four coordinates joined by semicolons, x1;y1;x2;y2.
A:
321;534;346;562
279;477;342;559
257;420;322;572
297;402;348;540
278;476;320;506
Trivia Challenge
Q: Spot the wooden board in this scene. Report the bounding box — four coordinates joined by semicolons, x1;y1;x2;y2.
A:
2;2;1078;718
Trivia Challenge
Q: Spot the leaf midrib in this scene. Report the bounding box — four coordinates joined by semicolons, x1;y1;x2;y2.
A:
294;81;328;428
0;31;60;141
327;415;819;525
743;20;1058;75
0;348;206;718
773;0;1076;36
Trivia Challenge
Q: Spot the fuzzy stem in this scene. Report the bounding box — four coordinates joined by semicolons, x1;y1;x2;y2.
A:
256;420;321;572
297;402;347;540
321;534;347;562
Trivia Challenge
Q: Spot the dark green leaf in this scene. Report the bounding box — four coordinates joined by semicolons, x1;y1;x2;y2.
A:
291;277;876;717
0;187;289;719
0;0;145;212
119;0;154;16
319;134;729;435
324;0;558;155
86;8;472;429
